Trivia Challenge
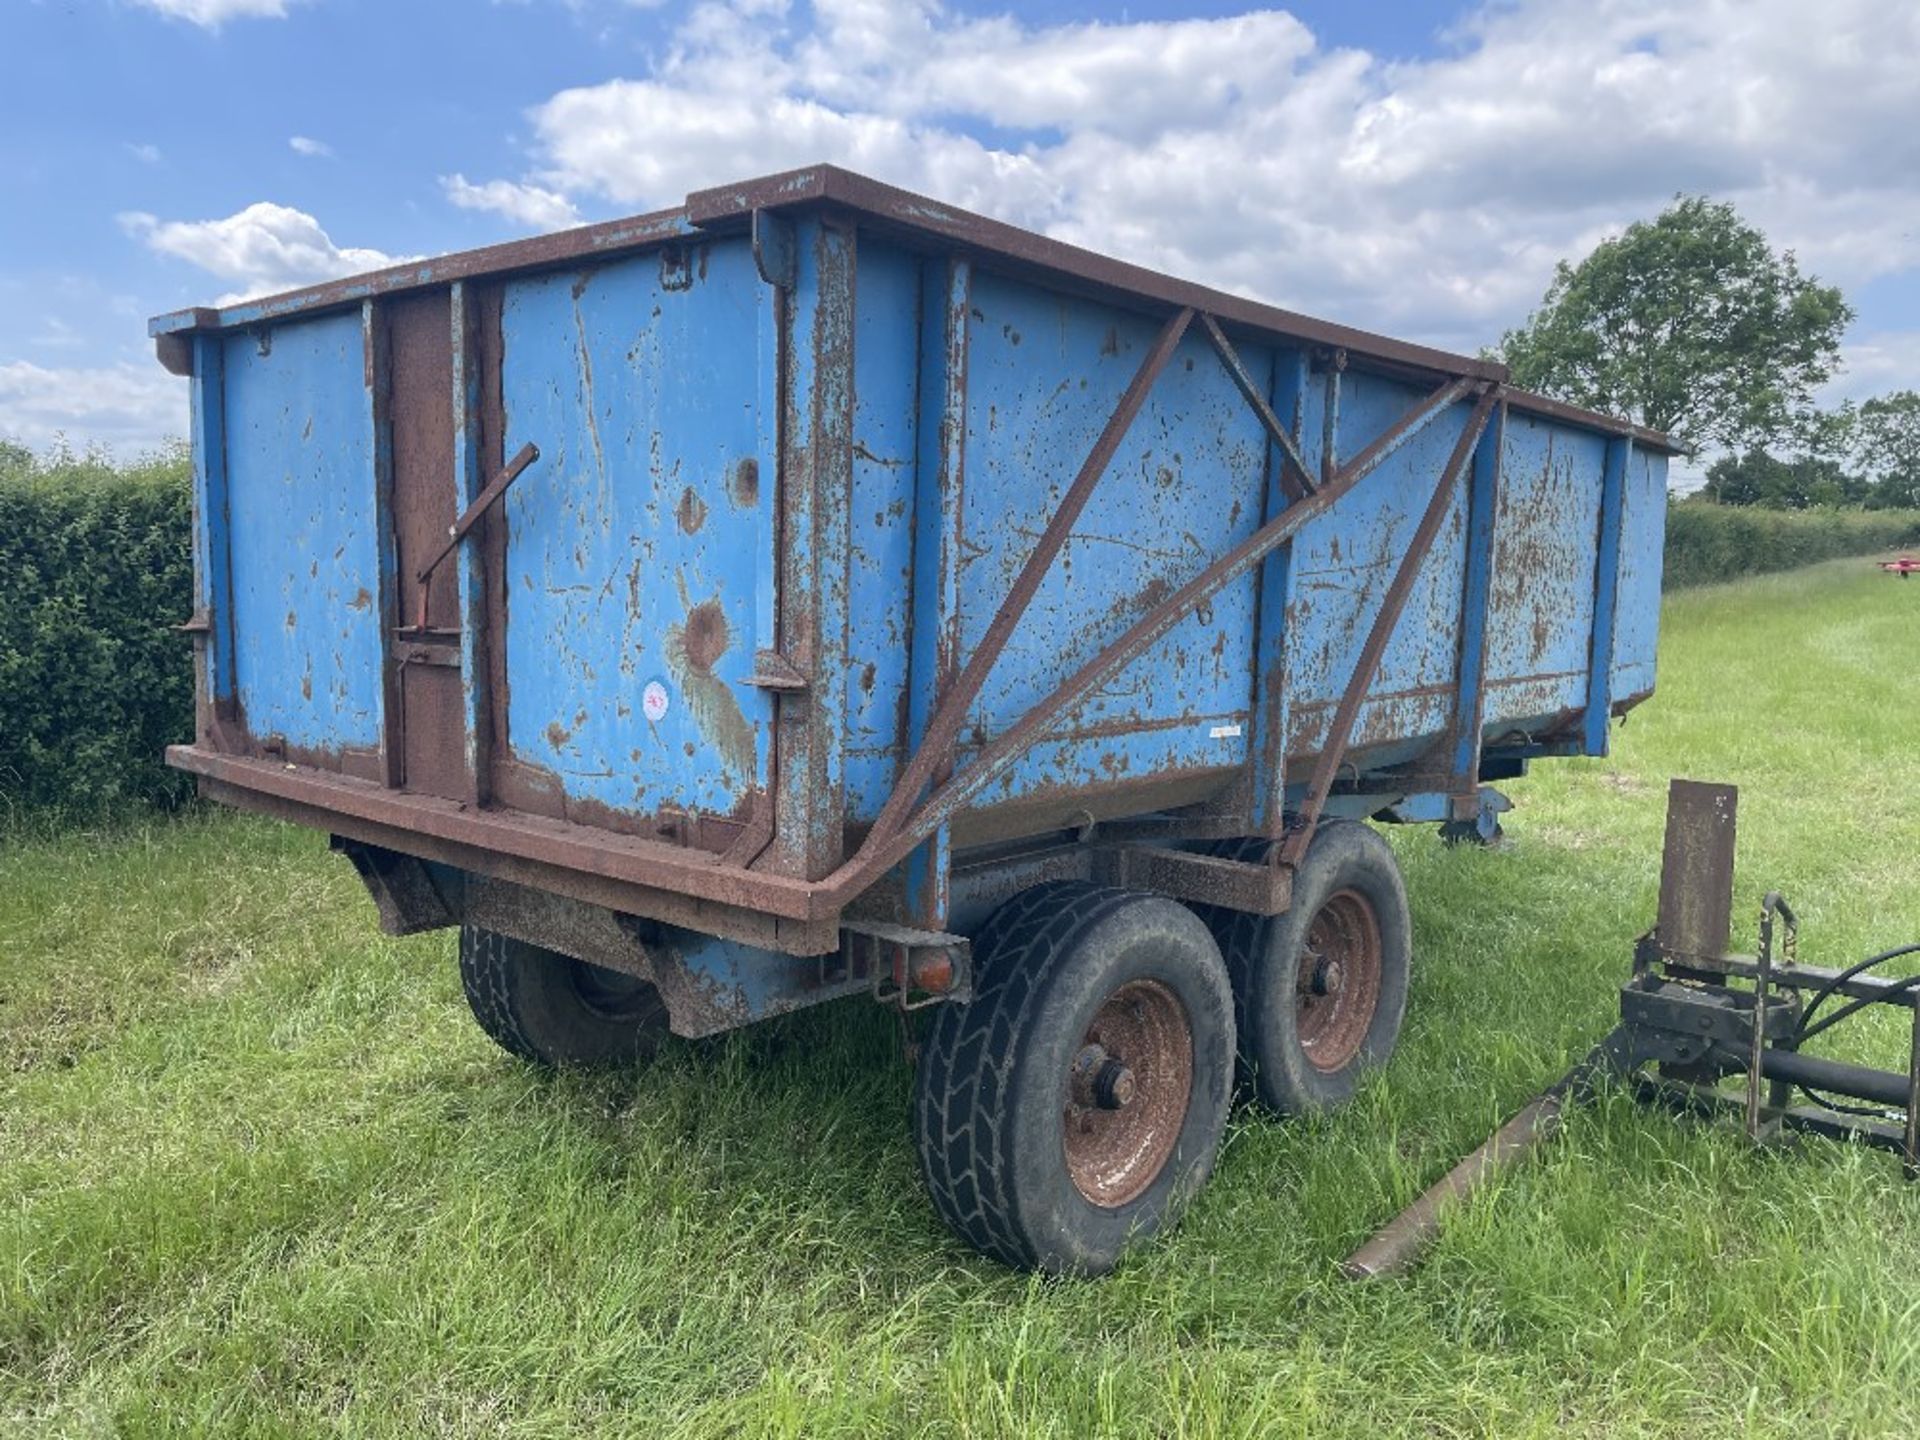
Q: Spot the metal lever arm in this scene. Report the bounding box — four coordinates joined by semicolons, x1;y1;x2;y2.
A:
418;440;539;588
410;441;539;631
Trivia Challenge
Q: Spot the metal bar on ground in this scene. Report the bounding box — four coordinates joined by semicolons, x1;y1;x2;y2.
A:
1281;385;1499;865
1343;1085;1573;1281
1906;1002;1919;1179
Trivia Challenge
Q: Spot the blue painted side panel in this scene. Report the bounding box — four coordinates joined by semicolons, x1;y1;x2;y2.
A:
1284;373;1471;758
842;243;923;818
1611;443;1667;705
189;333;234;710
497;239;773;819
221;311;384;752
200;218;1664;883
949;271;1266;802
1480;411;1607;731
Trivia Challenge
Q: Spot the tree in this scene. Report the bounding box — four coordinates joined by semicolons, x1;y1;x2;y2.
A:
1500;197;1852;456
1856;391;1920;509
1699;450;1868;510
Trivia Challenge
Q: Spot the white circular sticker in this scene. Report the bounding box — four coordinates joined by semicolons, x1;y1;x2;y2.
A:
641;679;671;723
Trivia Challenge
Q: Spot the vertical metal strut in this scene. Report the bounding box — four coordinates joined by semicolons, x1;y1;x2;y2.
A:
1281;385;1501;865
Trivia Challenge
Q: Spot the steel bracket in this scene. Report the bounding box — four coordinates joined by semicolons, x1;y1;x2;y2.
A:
751;209;797;289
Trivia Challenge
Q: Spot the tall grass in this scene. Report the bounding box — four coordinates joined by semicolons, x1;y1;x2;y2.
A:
3;565;1918;1437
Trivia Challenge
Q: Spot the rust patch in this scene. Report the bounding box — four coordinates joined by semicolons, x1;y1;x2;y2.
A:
545;718;574;749
348;587;373;611
730;457;760;509
1100;327;1119;357
666;598;755;783
679;600;728;672
677;486;708;534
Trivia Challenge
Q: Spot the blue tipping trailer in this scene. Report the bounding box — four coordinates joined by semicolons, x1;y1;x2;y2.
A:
154;165;1672;1273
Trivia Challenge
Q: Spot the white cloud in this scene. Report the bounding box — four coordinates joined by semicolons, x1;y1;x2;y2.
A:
478;0;1920;368
126;142;163;164
0;360;186;454
119;202;401;304
289;135;334;158
132;0;302;27
1825;332;1920;408
441;173;581;232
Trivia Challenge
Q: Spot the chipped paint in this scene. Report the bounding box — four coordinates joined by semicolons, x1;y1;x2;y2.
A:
172;175;1669;951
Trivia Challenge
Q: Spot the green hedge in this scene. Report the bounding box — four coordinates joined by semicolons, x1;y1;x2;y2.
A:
0;445;196;824
1663;502;1920;590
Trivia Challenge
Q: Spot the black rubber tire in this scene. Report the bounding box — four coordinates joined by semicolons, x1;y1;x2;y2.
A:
1202;821;1411;1115
458;924;669;1068
913;882;1235;1276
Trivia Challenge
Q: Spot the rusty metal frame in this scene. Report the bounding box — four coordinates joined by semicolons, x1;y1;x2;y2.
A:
172;231;1546;949
1200;315;1316;503
825;351;1479;902
170;299;1489;946
858;305;1197;860
152;166;1680;459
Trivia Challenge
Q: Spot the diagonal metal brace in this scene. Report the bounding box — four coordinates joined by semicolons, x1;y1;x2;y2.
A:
411;440;540;632
1200;313;1317;502
1280;386;1500;865
858;307;1195;855
826;372;1478;902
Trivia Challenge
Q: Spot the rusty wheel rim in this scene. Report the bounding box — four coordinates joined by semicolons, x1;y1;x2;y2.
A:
1062;978;1193;1209
1295;889;1384;1073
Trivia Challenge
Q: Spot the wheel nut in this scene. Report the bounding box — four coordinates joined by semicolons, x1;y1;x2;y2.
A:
1311;958;1344;997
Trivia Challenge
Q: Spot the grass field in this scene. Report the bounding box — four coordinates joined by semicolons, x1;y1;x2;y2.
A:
4;556;1919;1437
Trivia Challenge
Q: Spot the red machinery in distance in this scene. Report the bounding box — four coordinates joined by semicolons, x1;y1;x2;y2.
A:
1879;555;1919;578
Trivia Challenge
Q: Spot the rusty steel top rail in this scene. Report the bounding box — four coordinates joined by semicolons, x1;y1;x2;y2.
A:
147;163;1680;457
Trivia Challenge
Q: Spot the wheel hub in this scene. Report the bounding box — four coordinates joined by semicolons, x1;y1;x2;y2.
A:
568;959;658;1025
1070;1045;1138;1110
1062;978;1193;1208
1295;888;1384;1073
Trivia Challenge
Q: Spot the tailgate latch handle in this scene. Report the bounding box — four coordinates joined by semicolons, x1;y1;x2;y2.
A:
410;441;539;631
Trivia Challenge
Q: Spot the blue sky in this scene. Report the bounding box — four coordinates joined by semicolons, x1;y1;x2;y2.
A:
3;0;1916;456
